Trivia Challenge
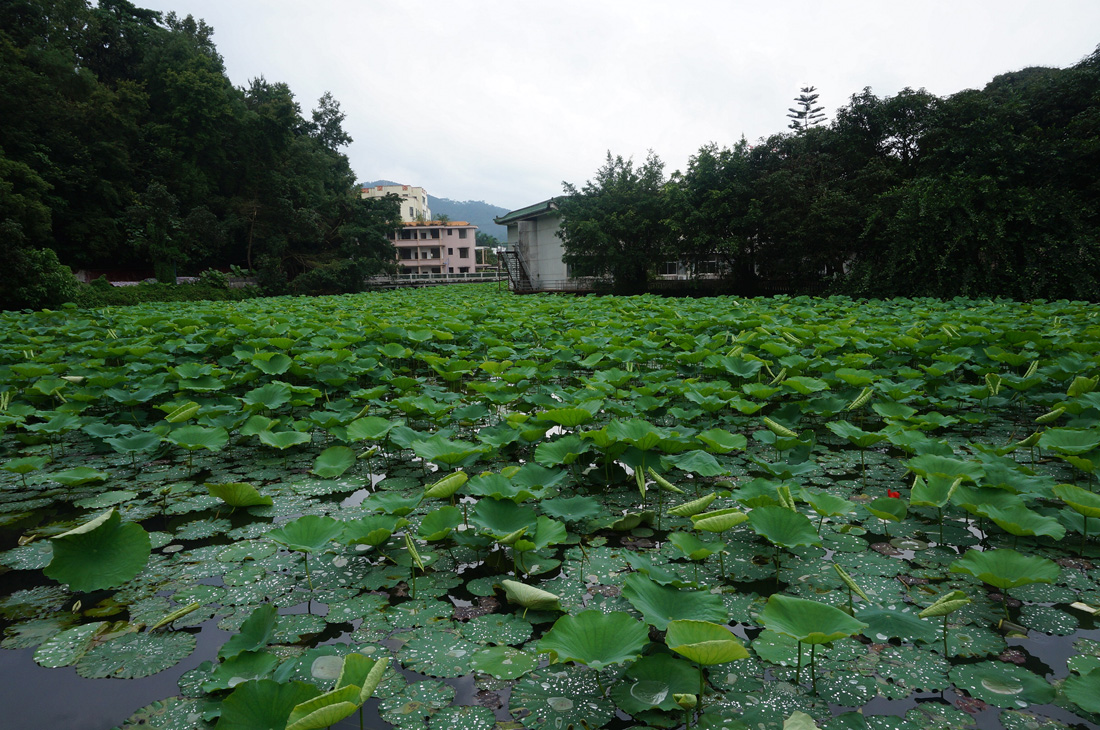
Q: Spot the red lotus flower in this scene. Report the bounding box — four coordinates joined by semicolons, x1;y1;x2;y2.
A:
887;489;901;498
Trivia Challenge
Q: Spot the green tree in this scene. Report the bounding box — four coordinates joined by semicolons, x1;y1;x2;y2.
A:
787;86;826;133
559;151;672;294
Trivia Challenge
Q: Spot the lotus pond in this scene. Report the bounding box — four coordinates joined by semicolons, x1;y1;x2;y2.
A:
1;285;1100;730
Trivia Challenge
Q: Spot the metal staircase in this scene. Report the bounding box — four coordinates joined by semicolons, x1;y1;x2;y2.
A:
499;247;534;293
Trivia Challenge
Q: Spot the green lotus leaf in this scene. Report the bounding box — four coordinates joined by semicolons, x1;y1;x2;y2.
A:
538;610;649;671
202;650;280;692
856;605;938;644
826;420;886;448
918;590;971;618
104;431;162;456
665;449;728;476
164;401;200;423
342;515;407;546
905;454;982;482
215;679;321;730
758;594;867;645
1;456;50;475
665;619;750;665
533;434;592;467
241;382;294;411
1053;483;1100;518
668;492;718;517
469;645;539;680
536;406;596;428
866;496;907;523
47;467;110;486
423;470;468;499
411;434;488;468
1064;666;1100;714
469;498;537;538
44;508;151;592
621;573;727;631
206;482;273;508
783;711;821;730
949;548;1059;591
219;603;279;661
747;505;822;548
33;621;107;668
310;445;356;478
1038;427;1100;455
286;684;360;730
947;662;1055;708
909;474;961;509
166;424;229;452
360;492;422;516
976;503;1066;540
74;630;196;679
345;416;399;441
258;429;311;450
800;488;855;518
515;516;567;551
606;419;668;450
251;352;293;375
539;495;603;522
501;579;562;612
419;506;463;541
667;531;725;561
610;653;701;713
336;653;389;703
267;515;343;554
696;428;747;453
691;507;748;533
509;462;570;490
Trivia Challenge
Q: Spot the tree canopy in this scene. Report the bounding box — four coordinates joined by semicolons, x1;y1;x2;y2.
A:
562;48;1100;300
0;0;399;308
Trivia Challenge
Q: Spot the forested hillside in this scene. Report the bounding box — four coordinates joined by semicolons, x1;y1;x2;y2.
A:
1;0;399;309
561;49;1100;299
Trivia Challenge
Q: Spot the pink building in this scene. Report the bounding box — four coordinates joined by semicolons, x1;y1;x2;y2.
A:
392;221;479;275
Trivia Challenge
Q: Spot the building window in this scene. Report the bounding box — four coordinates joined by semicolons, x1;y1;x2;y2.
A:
447;229;453;236
448;267;454;273
419;230;427;239
429;248;440;258
459;229;468;239
399;249;414;260
459;248;469;259
447;248;453;255
408;206;414;217
459;266;469;273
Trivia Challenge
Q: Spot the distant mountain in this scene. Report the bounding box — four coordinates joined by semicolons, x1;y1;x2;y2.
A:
428;197;509;241
361;180;509;241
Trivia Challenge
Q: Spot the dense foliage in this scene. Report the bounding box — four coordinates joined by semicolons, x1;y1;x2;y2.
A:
1;285;1100;729
561;48;1100;299
0;0;399;309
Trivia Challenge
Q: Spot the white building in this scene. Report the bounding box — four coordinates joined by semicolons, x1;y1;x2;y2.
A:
495;198;592;292
362;184;431;223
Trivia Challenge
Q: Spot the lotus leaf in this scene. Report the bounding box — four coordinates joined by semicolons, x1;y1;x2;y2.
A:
215;679;321;730
667;531;725;561
418;506;462;541
622;573;727;630
610;652;701;714
267;515;343;554
538;610;649;671
258;429;311;450
759;594;867;645
202;650;280;692
219;603;278;660
469;645;538;680
948;663;1055;708
692;507;749;533
748;505;822;549
310;445;356;478
665;619;750;665
46;467;109;486
668;491;718;517
1063;666;1100;714
665;449;728;476
949;549;1059;591
206;482;273;508
502;579;562;613
423;470;468;499
74;630;196;679
44;508;151;592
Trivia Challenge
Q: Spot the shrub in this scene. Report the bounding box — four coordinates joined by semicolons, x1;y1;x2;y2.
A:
0;247;79;311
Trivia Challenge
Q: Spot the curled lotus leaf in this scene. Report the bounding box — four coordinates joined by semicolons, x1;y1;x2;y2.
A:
423;471;468;499
668;492;718;517
691;507;748;533
665;619;750;666
918;590;971;618
501;579;562;613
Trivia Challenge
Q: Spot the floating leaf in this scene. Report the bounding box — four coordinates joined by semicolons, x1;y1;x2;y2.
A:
310;445;356;478
206;482;273;508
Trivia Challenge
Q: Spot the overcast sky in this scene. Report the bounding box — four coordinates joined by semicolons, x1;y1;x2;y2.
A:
136;0;1100;211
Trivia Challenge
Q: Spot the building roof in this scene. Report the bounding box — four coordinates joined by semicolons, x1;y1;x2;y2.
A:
494;198;560;226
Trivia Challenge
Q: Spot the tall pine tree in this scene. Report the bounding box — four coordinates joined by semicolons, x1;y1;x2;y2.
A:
787;86;826;132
